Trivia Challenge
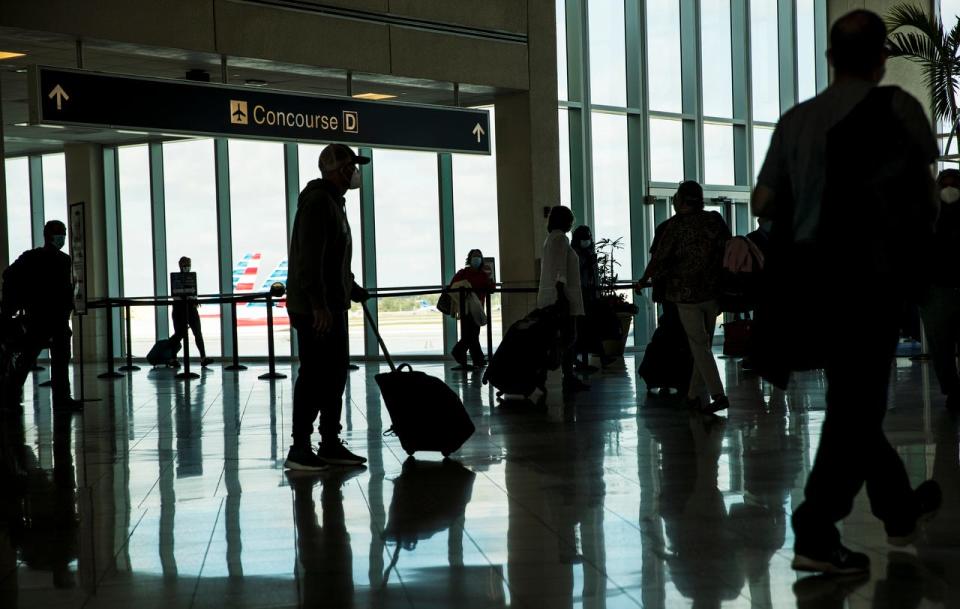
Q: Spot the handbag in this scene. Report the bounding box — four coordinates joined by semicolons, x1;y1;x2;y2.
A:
436;291;453;316
722;313;752;358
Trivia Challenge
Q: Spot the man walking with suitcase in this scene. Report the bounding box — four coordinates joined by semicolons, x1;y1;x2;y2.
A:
284;144;370;470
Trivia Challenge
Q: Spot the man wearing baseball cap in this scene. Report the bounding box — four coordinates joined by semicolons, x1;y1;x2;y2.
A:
285;143;370;470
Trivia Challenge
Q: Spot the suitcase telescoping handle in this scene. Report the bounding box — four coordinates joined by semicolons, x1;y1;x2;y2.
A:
361;302;397;372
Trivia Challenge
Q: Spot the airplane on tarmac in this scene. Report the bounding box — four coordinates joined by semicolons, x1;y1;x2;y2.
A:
199;252;290;327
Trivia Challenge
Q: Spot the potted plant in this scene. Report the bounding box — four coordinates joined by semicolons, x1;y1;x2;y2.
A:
886;4;960;154
594;237;639;357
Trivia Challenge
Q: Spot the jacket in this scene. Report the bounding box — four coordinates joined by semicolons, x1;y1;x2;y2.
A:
537;230;585;316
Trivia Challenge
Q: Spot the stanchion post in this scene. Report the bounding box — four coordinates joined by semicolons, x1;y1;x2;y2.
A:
486;290;493;360
98;301;124;379
259;294;287;381
224;299;247;371
175;298;200;380
119;304;141;372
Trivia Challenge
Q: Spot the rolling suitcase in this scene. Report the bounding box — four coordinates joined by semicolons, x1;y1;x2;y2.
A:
482;305;562;398
637;302;693;394
146;337;181;367
362;304;475;457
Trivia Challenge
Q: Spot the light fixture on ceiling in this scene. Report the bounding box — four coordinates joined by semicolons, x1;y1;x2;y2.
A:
244;78;268;87
352;92;397;101
0;51;26;61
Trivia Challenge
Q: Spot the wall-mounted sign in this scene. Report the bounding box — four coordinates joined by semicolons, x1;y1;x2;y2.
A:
482;257;497;283
68;201;87;315
170;272;198;298
29;66;491;154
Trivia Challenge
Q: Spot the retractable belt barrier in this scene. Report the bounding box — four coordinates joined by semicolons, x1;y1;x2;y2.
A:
82;282;639;382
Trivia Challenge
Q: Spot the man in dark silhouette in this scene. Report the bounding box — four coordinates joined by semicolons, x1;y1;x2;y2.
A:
169;256;212;367
2;220;81;411
752;10;941;575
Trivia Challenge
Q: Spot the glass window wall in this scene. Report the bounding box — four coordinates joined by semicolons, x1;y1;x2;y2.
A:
649;118;685;183
797;0;817;103
5;158;31;261
646;0;683;113
591;112;632;278
118;145;156;353
700;0;734;118
42;153;68;240
703;123;735;185
750;1;781;122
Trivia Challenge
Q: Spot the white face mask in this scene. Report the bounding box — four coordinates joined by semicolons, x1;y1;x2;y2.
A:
580;239;592;249
941;186;960;205
52;234;66;250
470;257;482;269
348;167;362;190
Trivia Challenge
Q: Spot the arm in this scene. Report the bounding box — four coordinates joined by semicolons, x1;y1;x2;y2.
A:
295;201;338;331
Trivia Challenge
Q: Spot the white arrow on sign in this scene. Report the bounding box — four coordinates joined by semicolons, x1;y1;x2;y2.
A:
472;123;485;143
49;84;69;110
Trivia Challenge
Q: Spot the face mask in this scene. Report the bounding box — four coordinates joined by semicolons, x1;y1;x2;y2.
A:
182;266;191;273
52;235;66;250
347;167;362;190
580;239;592;249
941;186;960;205
470;257;482;269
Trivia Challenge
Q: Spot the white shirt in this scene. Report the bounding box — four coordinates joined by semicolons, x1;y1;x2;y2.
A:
537;230;585;316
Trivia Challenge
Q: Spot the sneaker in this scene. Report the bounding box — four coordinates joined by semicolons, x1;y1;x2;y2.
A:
562;376;590;392
168;359;181;368
200;357;214;367
53;397;84;412
317;440;367;466
284;445;329;472
348;363;360;371
792;543;870;575
703;395;730;414
887;480;942;547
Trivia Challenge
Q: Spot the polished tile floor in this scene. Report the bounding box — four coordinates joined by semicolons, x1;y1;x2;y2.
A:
1;352;959;608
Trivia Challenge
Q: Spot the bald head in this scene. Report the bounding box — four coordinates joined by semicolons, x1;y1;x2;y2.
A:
829;10;888;80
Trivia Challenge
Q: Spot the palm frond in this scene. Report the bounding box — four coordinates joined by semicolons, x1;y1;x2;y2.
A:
887;31;939;62
886;4;945;47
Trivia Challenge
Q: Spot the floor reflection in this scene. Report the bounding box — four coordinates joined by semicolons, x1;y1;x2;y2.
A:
0;356;958;608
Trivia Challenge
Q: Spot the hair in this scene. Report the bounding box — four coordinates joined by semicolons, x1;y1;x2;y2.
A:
464;249;483;266
179;256;192;268
938;168;960;185
547;205;575;232
571;225;592;246
830;10;887;76
43;220;66;237
676;181;705;210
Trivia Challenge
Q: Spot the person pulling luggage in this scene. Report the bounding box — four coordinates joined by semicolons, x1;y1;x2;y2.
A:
538;206;589;392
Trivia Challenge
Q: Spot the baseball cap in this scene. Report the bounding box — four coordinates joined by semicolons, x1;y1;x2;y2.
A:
319;144;371;172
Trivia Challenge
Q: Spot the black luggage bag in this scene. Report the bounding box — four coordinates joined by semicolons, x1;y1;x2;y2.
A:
482;305;562;397
637;302;693;394
362;304;475;457
382;457;476;547
146;337;181;367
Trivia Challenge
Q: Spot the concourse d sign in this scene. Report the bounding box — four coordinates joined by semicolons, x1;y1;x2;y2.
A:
29;66;490;154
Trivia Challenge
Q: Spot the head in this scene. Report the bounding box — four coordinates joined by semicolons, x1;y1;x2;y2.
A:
547;205;575;233
319;144;370;195
43;220;66;250
673;181;704;214
938;168;960;205
828;10;888;83
465;249;484;269
571;225;593;250
179;256;192;272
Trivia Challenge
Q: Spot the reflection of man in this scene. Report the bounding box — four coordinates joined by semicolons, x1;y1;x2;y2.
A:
2;221;81;411
169;256;212;367
285;144;370;470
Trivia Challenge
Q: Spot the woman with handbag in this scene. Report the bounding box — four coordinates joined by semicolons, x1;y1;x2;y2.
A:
448;249;495;370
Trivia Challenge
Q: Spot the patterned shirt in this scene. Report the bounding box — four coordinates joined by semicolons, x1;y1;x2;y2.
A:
645;211;731;304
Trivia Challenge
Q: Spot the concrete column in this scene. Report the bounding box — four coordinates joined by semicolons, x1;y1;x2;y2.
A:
64;143;110;367
0;74;8;286
494;0;560;329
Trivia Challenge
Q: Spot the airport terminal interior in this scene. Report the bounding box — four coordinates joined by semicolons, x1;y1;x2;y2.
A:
2;0;960;607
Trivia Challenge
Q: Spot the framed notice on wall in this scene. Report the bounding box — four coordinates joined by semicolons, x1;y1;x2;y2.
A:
482;257;497;283
69;201;87;315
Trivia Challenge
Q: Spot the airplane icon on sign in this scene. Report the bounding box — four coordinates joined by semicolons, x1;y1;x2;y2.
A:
230;100;248;125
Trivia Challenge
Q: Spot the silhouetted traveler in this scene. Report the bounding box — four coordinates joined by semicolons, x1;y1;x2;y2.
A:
638;181;731;413
920;169;960;411
169;256;212;368
538;206;588;392
285;143;370;470
1;221;81;412
571;225;600;372
449;249;494;370
752;10;941;575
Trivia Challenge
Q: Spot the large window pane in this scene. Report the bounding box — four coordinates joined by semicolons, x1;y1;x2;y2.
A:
592;112;632;278
557;0;568;101
704;123;735;185
373;150;443;355
701;0;734;118
647;0;682;112
559;108;571;207
229;140;288;357
5;158;31;261
797;0;817;103
751;1;780;121
163;139;221;356
118;145;156;353
753;126;775;182
298;144;364;356
42;153;68;241
649;118;684;183
588;0;627;107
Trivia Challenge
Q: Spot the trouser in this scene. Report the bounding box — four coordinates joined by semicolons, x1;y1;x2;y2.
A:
676;300;724;398
452;317;485;365
9;317;72;403
792;295;918;550
292;474;353;607
290;311;348;446
919;285;960;396
171;302;206;359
